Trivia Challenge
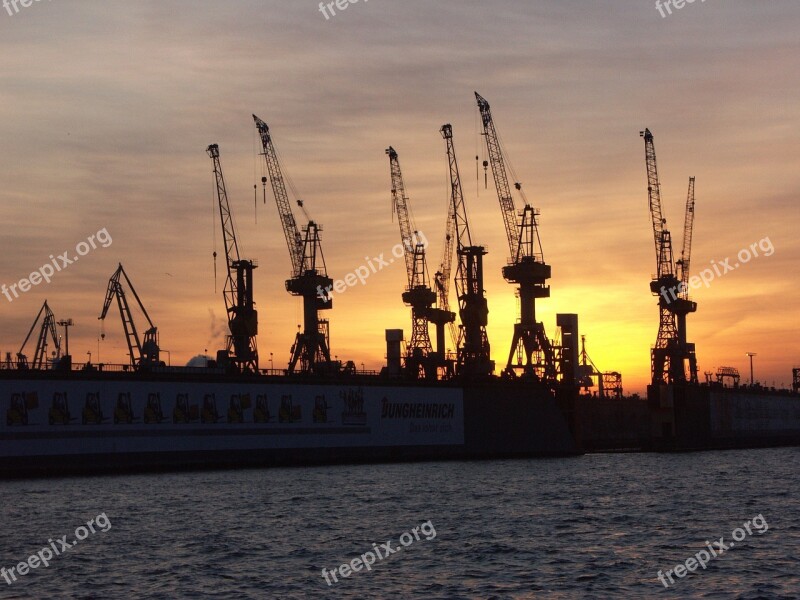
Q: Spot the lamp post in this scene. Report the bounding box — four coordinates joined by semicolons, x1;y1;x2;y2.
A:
746;352;757;385
57;319;74;357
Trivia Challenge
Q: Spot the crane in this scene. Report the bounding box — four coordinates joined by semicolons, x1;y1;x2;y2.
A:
441;124;494;377
640;129;697;385
208;144;259;373
475;92;556;381
253;115;334;375
99;263;160;368
386;146;434;377
17;300;61;369
433;184;459;356
433;162;460;377
674;176;698;381
386;147;454;379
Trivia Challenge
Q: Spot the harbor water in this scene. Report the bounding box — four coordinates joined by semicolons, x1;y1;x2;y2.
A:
1;447;798;598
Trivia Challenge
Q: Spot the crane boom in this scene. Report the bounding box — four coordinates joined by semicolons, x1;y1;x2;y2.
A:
253;115;304;276
208;144;241;311
17;301;60;369
677;177;696;297
441;125;473;250
435;188;458;351
386;147;420;286
641;128;672;279
475;92;520;258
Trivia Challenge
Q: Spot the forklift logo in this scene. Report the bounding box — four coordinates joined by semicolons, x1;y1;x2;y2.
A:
313;395;330;423
279;395;302;423
6;392;82;426
173;393;200;423
1;228;112;304
6;392;37;426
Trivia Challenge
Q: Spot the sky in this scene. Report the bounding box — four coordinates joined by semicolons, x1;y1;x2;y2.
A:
0;0;798;393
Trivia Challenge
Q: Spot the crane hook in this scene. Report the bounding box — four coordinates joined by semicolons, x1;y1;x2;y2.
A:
213;250;218;294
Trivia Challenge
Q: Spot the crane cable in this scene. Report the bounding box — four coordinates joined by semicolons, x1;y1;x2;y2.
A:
212;171;217;294
253;125;258;223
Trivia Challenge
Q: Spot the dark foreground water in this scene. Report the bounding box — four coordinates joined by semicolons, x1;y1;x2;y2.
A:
1;448;798;599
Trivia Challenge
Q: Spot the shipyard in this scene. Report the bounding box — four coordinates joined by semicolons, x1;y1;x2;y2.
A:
1;102;797;476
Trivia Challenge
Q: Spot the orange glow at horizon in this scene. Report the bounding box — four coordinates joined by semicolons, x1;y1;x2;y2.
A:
1;2;798;395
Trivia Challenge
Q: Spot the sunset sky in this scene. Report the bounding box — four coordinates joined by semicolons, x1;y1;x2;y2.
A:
0;1;797;393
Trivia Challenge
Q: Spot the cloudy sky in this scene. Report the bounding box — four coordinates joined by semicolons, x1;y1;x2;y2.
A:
0;1;797;392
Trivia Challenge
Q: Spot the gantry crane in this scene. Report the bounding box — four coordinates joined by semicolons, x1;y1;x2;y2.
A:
386;147;455;379
207;144;259;373
99;263;160;368
475;92;556;381
441;124;494;377
17;300;61;369
253;115;334;375
640;129;697;385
